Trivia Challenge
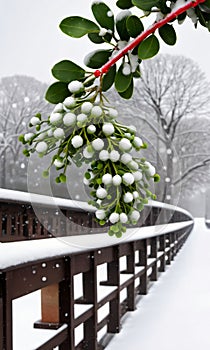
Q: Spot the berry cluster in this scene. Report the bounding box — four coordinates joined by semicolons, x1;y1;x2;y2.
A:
20;80;159;237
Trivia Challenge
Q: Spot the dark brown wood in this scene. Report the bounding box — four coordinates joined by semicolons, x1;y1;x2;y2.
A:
150;237;158;281
0;195;194;350
59;257;75;350
0;273;4;350
0;194;193;242
139;239;148;295
83;252;98;350
159;235;166;272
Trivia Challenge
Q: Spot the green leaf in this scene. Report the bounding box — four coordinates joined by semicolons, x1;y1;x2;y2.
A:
133;66;141;78
92;2;114;31
177;12;186;24
59;16;99;38
116;12;130;41
118;79;134;99
138;35;160;60
158;0;171;14
199;0;210;13
116;0;133;9
84;49;111;69
88;32;104;44
102;65;116;91
52;60;85;83
45;82;69;104
197;7;210;27
115;63;132;92
158;24;176;46
132;0;159;11
88;31;112;44
126;15;144;37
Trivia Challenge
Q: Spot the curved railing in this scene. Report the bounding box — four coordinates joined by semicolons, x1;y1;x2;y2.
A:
0;189;193;349
0;188;192;242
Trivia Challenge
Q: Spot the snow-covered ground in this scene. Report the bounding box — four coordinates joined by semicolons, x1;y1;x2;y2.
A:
106;218;210;350
11;217;210;349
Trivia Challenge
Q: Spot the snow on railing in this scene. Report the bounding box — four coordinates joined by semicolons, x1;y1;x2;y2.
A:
0;187;194;349
0;216;193;350
0;188;193;242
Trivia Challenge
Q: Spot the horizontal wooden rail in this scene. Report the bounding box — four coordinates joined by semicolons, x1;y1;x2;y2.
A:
0;189;192;242
0;208;193;349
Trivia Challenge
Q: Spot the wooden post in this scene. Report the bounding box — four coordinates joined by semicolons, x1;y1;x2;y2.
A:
34;284;61;329
106;246;120;333
83;252;98;350
125;242;136;311
139;239;148;295
159;235;166;272
41;284;59;323
150;237;158;281
0;273;4;350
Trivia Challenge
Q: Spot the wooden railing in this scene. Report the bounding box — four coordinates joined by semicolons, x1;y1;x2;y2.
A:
0;189;192;242
0;191;193;349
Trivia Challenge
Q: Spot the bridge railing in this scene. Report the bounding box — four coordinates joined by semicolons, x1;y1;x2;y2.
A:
0;190;193;349
0;189;192;242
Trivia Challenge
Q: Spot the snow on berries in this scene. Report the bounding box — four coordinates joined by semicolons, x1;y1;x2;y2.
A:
81;102;93;114
109;212;120;224
96;187;107;199
71;135;83;148
87;125;96;134
30;116;41;126
119;138;132;152
99;150;109;161
120;213;128;224
50;112;63;124
102;123;115;136
91;105;103;117
21;78;159;238
68;80;84;94
53;128;65;139
63;96;76;109
102;173;112;185
112;174;122;186
123;192;134;203
92;138;104;151
96;209;106;220
122;172;135;185
109;150;120;162
63;113;76;126
35;141;48;153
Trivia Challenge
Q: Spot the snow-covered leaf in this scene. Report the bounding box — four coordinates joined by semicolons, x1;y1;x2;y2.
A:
91;2;114;31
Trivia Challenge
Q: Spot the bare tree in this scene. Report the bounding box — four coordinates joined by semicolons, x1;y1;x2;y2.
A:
107;54;210;203
0;75;50;189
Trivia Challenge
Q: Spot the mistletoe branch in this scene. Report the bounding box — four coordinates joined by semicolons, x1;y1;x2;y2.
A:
19;0;210;237
94;0;205;77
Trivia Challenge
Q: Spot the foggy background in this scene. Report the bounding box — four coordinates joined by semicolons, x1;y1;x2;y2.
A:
1;0;210;216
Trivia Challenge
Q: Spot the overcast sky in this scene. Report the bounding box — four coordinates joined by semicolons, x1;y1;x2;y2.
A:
1;0;210;84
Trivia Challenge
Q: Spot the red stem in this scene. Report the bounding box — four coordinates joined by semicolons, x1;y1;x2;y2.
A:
94;0;205;77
